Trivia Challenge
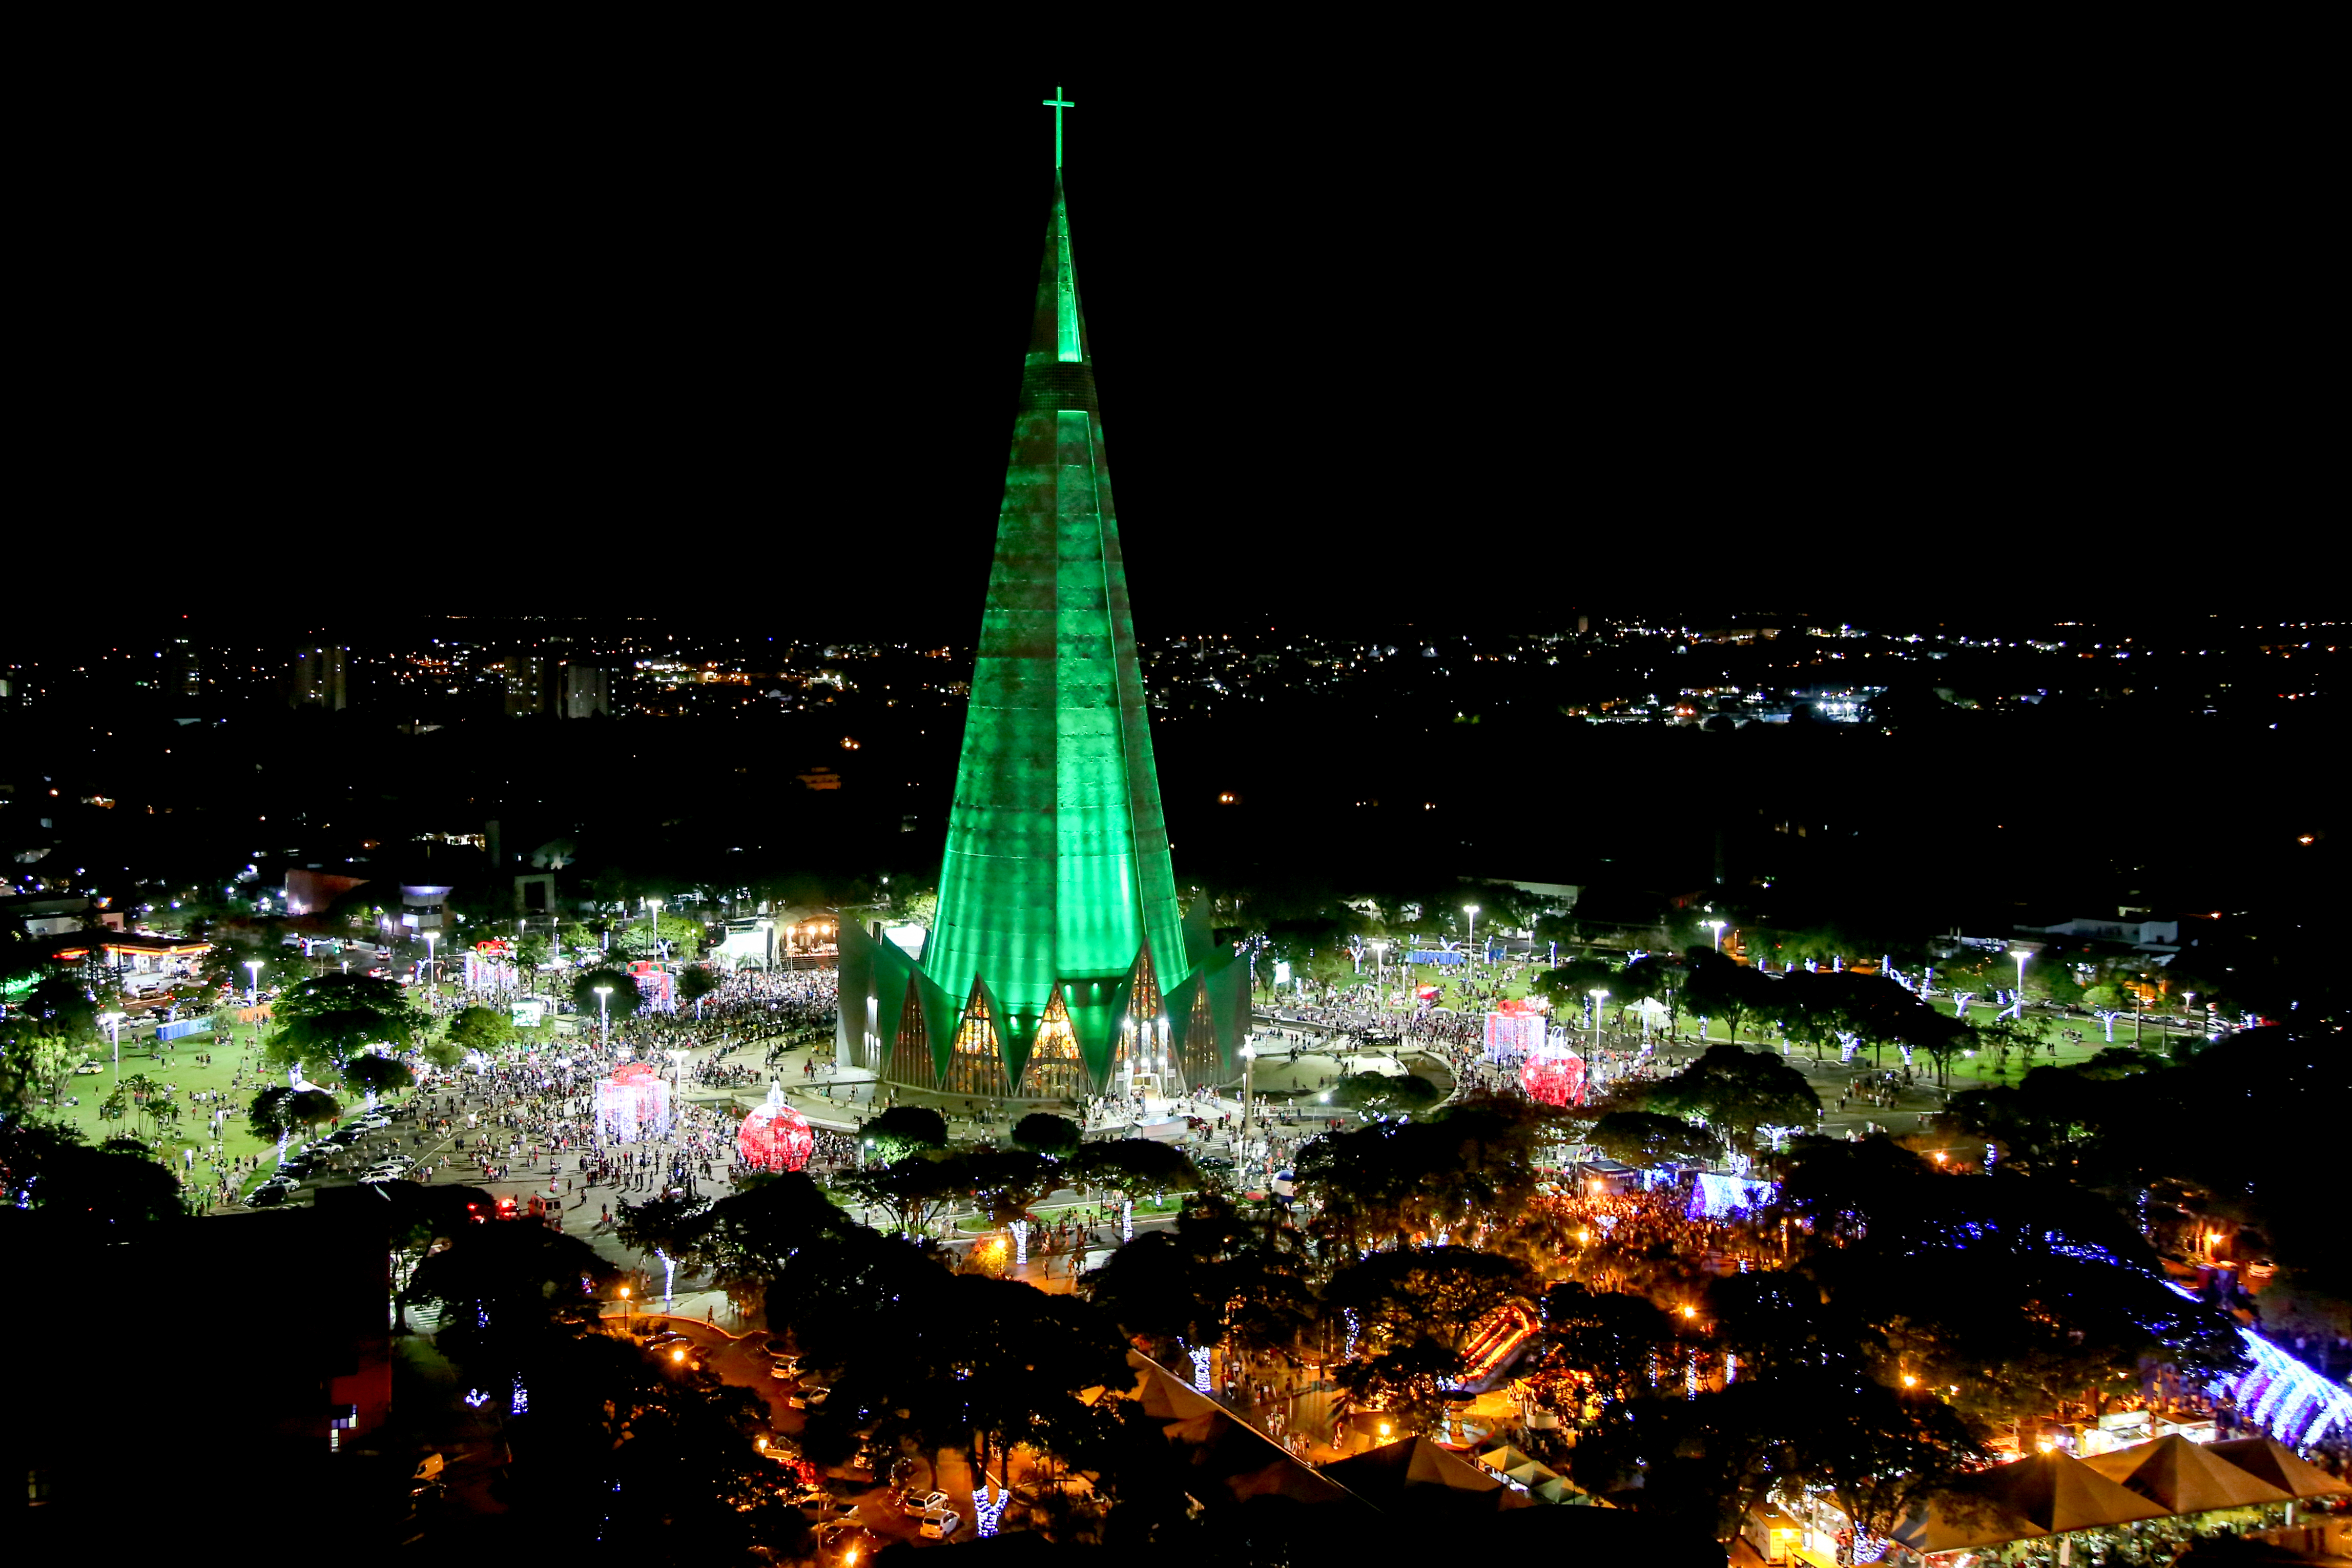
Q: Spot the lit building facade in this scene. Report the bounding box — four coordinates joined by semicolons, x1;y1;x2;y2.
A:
839;174;1248;1103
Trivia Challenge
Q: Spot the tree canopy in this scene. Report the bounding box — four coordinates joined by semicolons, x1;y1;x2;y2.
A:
861;1104;948;1162
1010;1111;1083;1158
1586;1109;1721;1168
445;1004;511;1056
1640;1045;1819;1149
263;973;420;1072
570;966;642;1020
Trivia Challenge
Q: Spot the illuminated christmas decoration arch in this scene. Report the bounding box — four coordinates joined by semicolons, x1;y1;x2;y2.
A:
736;1083;815;1173
1483;998;1547;1059
595;1060;671;1143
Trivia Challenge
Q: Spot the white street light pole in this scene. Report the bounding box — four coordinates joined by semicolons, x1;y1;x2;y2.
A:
101;1011;125;1079
1590;987;1608;1058
1240;1041;1256;1140
1463;904;1480;973
424;932;439;997
646;898;664;963
244;959;262;1006
1706;919;1726;953
596;985;612;1045
2009;948;2031;1020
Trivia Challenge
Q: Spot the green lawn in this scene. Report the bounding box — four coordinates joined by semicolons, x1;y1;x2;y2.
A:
1682;1007;2195;1089
43;990;473;1203
49;1017;305;1198
1256;971;2193;1092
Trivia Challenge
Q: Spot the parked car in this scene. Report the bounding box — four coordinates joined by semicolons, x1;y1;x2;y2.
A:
899;1489;949;1518
919;1510;962;1540
2246;1258;2279;1279
816;1523;877;1563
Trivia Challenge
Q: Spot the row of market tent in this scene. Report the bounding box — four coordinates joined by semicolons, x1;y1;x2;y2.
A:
1891;1434;2346;1556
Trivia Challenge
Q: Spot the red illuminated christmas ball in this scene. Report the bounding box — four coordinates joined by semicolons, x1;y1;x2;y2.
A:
737;1095;815;1173
1520;1054;1586;1107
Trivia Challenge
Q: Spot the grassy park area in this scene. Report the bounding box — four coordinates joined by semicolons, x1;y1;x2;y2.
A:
50;1016;310;1198
1258;963;2198;1095
47;1002;463;1203
1673;1006;2198;1089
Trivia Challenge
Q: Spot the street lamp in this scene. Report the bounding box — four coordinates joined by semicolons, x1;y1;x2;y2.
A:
1463;904;1480;971
244;959;262;1005
1589;987;1607;1057
2008;948;2031;1020
595;985;612;1044
1371;939;1388;1001
1705;919;1726;953
1240;1041;1256;1140
646;897;664;963
100;1011;125;1079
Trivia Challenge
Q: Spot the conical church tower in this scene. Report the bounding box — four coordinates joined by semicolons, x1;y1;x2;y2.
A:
837;153;1249;1105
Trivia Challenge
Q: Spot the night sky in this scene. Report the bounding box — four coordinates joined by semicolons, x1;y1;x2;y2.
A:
15;52;2328;639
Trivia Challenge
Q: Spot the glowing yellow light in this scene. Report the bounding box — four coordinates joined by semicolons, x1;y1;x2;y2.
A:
1680;1305;1697;1319
1902;1374;1918;1387
619;1286;630;1298
1377;1421;1392;1437
2206;1232;2225;1247
672;1348;686;1363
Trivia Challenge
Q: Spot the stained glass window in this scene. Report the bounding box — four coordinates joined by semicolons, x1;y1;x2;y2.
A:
888;980;933;1090
1179;982;1223;1090
1020;988;1088;1103
944;984;1012;1099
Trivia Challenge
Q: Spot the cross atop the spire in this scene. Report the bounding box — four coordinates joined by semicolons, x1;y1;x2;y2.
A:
1042;85;1074;169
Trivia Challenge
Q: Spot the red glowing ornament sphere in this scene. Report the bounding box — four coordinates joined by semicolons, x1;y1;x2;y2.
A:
1520;1053;1586;1107
737;1087;815;1173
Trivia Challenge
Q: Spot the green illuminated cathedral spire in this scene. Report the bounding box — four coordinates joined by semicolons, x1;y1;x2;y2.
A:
838;130;1248;1103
